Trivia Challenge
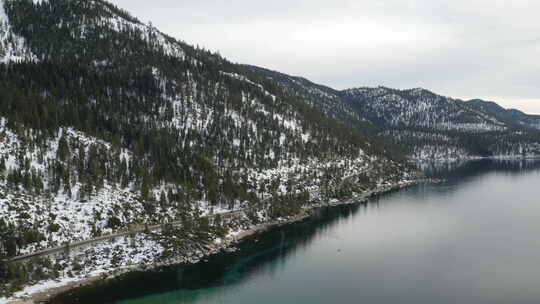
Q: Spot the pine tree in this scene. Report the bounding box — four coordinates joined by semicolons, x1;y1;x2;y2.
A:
57;135;70;162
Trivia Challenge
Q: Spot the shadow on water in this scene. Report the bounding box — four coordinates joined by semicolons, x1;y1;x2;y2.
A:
48;159;540;304
48;204;365;304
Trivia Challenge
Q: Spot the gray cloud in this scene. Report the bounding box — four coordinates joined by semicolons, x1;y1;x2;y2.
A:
110;0;540;114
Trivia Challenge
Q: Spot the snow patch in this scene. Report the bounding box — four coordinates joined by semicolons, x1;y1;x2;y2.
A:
0;0;6;22
0;0;38;63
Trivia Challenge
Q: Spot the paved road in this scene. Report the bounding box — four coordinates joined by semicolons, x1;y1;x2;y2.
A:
10;170;412;264
10;209;246;262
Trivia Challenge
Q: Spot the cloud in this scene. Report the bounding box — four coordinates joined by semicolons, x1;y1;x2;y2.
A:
109;0;540;114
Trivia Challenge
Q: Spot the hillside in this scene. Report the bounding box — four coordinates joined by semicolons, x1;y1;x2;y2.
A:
1;0;539;300
0;0;413;298
341;87;540;159
244;66;540;160
466;99;540;129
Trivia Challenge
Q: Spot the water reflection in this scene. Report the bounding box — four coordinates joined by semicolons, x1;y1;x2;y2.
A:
419;158;540;179
49;159;540;304
50;203;366;304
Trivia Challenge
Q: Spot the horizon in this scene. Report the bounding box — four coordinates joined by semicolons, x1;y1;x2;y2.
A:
109;0;540;115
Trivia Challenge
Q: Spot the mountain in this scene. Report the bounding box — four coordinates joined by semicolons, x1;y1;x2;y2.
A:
0;0;538;298
0;0;413;296
340;87;540;159
244;68;540;160
239;65;371;130
466;99;540;129
342;87;508;131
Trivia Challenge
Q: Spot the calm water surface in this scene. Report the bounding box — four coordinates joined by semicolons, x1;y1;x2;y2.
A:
52;160;540;304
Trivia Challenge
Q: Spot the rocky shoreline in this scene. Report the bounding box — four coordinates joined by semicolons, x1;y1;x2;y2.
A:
6;178;437;304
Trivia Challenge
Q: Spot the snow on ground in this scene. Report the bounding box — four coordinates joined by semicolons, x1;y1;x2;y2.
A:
74;1;185;60
0;152;410;302
1;0;186;64
344;87;508;132
382;128;540;161
436;122;506;132
1;234;164;304
0;1;37;63
0;121;150;255
0;110;376;257
221;71;276;100
6;276;82;303
0;0;6;22
0;180;148;253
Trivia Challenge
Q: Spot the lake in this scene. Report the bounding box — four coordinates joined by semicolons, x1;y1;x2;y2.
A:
50;159;540;304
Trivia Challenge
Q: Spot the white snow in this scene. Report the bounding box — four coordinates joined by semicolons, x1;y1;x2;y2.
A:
344;87;507;132
0;0;38;63
0;0;6;22
221;71;277;100
0;234;163;303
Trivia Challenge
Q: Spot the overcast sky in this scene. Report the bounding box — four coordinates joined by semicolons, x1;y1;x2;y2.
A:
110;0;540;114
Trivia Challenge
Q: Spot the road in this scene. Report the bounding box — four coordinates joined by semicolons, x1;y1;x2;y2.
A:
10;209;246;262
10;169;411;264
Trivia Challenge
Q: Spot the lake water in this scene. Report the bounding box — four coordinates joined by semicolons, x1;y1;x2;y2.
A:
51;159;540;304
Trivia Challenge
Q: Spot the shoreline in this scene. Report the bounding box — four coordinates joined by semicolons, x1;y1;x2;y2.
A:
4;178;436;304
411;155;540;163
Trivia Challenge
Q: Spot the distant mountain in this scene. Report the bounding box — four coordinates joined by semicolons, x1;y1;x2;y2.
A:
246;70;540;160
466;99;540;130
339;87;540;160
342;87;508;132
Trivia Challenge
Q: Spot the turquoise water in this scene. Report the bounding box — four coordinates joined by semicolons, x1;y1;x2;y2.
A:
51;160;540;304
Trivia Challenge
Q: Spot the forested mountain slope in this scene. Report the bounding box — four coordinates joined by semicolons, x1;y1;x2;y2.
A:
244;67;540;160
466;99;540;129
1;0;538;298
0;0;413;296
341;87;540;159
239;65;374;131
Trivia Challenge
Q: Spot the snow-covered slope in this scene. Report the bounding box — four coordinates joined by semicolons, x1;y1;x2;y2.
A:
241;71;540;161
0;0;36;63
0;0;5;20
241;65;373;131
342;87;507;132
466;99;540;130
341;87;540;159
1;0;537;299
0;0;413;298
